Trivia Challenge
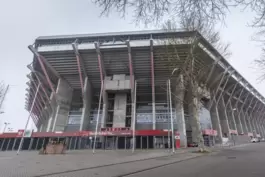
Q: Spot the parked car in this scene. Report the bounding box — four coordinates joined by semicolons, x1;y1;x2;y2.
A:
251;138;259;143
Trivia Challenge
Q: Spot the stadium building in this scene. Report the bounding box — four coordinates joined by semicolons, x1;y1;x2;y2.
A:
0;30;265;151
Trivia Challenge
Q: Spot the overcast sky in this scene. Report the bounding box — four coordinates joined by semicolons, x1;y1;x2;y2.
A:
0;0;264;132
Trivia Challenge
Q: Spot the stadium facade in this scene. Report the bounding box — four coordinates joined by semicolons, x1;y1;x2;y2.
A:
0;30;265;151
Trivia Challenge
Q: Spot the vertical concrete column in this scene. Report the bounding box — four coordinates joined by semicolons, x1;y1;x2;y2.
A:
260;119;264;138
52;79;73;132
209;100;223;144
239;110;248;134
233;109;243;134
246;112;254;135
228;101;238;134
38;124;43;132
258;114;265;138
101;91;108;129
253;114;261;135
113;93;127;127
40;115;49;132
218;97;231;139
46;92;57;132
174;75;187;147
260;116;265;138
80;77;92;130
252;114;258;135
231;101;243;134
257;114;264;138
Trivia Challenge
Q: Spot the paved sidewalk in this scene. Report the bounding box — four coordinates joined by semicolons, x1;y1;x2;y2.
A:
0;144;249;177
45;152;203;177
0;149;193;177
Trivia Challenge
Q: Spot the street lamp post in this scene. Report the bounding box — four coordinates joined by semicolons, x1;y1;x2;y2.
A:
3;122;10;133
17;82;40;155
167;67;179;153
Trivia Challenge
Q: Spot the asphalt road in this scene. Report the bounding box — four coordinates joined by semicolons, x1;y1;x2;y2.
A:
43;143;265;177
126;143;265;177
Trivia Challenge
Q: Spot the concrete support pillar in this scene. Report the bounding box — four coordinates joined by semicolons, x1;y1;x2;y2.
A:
246;115;252;134
40;115;49;132
101;91;108;129
228;101;238;134
46;93;57;132
260;117;265;138
246;112;254;136
218;97;231;139
113;93;127;127
257;119;264;138
239;110;248;134
261;122;265;138
253;116;260;137
52;79;73;132
257;117;264;138
38;124;43;132
80;77;92;130
174;75;186;147
209;100;223;144
232;105;243;134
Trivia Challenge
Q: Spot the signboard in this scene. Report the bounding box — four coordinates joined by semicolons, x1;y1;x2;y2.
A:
101;127;130;132
16;129;33;138
222;137;229;145
17;130;24;137
89;130;132;136
248;132;253;137
202;129;217;136
136;114;152;123
174;135;180;139
136;113;176;123
229;130;238;134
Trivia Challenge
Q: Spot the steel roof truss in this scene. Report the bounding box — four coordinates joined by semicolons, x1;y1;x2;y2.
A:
28;45;58;93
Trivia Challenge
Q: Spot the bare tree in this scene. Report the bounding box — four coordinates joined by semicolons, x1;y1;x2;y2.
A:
159;17;230;151
93;0;265;27
93;0;230;25
93;0;265;81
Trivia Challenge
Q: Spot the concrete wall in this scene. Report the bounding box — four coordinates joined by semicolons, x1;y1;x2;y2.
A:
104;74;132;91
80;77;92;130
52;79;73;132
113;93;127;127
